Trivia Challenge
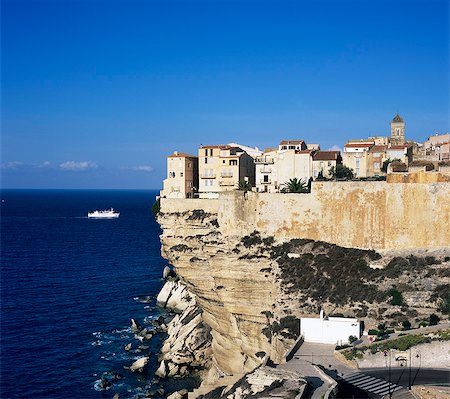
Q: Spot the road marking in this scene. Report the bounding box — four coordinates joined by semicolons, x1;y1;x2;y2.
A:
341;372;404;396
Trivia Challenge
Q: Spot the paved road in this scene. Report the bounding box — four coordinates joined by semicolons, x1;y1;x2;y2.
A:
363;368;450;388
278;342;347;399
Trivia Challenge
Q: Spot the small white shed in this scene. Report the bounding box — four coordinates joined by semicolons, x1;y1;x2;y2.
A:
300;310;361;345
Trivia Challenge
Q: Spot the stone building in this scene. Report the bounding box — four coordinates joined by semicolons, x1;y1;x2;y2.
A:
390;113;405;146
160;152;198;198
198;144;258;199
312;151;342;179
343;114;412;177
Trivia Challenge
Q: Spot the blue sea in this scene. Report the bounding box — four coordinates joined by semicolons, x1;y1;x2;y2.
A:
1;190;191;398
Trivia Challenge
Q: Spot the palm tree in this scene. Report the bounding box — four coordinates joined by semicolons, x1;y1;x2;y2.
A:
282;178;308;193
237;180;252;192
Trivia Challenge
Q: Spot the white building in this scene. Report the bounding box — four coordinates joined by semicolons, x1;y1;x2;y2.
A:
300;310;361;345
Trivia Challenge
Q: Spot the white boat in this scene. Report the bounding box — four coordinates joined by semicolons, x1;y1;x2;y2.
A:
87;208;120;219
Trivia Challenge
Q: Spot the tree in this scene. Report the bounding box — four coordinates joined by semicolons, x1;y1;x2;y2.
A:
429;313;440;326
237;180;252;192
282;178;309;193
388;288;404;306
381;158;401;173
402;320;411;330
329;164;354;180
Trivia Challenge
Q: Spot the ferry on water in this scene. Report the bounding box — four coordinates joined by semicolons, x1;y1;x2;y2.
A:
87;208;120;219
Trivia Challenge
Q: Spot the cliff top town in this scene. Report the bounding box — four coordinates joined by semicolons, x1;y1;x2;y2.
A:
160;114;450;199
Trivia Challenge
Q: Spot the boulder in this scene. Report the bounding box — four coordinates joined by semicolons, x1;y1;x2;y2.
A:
130;356;149;373
167;389;188;399
163;266;172;279
124;343;132;351
155;360;167;378
156;280;195;312
131;319;143;334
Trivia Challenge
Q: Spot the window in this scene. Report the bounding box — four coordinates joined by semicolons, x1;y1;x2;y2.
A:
230;160;237;166
282;146;287;150
374;162;380;170
180;172;184;177
169;171;175;178
188;181;192;187
223;160;225;163
188;162;192;168
263;175;269;182
210;149;213;156
205;157;208;164
289;145;295;149
204;149;208;156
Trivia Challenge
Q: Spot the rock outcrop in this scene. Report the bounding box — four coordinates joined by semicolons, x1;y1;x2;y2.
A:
157;200;450;386
157;278;195;312
156;304;212;378
198;367;306;399
130;356;149;373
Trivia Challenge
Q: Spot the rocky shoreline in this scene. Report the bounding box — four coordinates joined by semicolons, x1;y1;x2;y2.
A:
150;270;309;399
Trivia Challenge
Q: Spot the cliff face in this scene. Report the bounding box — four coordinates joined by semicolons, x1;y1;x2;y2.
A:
158;209;282;376
157;185;450;380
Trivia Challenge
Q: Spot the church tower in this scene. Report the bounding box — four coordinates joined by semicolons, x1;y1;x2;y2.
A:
390;114;405;145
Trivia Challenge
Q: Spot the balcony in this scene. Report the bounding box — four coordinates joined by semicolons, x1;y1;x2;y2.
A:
221;172;234;178
259;178;272;184
255;157;275;164
259;168;272;173
200;173;216;179
219;180;235;186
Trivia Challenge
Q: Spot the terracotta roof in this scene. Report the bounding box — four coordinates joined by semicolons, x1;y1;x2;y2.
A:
167;152;197;158
390;161;408;172
280;140;304;145
312;151;341;161
369;145;387;152
295;149;314;154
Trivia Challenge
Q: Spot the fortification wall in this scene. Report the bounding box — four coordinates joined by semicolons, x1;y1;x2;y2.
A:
161;181;450;250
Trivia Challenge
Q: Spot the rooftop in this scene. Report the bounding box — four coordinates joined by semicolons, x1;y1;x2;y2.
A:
312;151;341;161
392;113;404;123
168;151;197;158
280;140;305;145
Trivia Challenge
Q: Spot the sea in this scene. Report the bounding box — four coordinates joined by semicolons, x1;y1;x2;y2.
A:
1;189;194;399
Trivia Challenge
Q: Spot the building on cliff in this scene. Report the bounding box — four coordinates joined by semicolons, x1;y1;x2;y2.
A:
343;114;412;178
160;151;198;198
198;144;260;199
255;140;342;192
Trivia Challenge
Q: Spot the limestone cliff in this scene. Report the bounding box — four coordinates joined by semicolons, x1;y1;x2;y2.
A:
156;186;449;383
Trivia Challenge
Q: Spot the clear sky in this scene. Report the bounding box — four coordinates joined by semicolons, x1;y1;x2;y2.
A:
1;0;449;189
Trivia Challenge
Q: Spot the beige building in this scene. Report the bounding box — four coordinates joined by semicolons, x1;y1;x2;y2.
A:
423;133;450;161
198;144;257;199
343;114;412;177
390;114;405;146
160;152;198;198
312;151;342;178
256;140;338;192
343;140;374;177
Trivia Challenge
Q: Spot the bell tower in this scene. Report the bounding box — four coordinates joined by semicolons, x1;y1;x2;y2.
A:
390;114;405;145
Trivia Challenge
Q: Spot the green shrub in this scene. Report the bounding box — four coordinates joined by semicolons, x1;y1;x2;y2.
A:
151;198;161;217
402;320;411;330
388;288;404;306
429;313;440;326
348;335;358;344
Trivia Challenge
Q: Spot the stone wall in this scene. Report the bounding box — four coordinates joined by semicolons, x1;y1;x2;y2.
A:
161;181;450;251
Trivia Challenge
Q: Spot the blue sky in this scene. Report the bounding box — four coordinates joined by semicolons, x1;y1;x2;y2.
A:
2;0;448;189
